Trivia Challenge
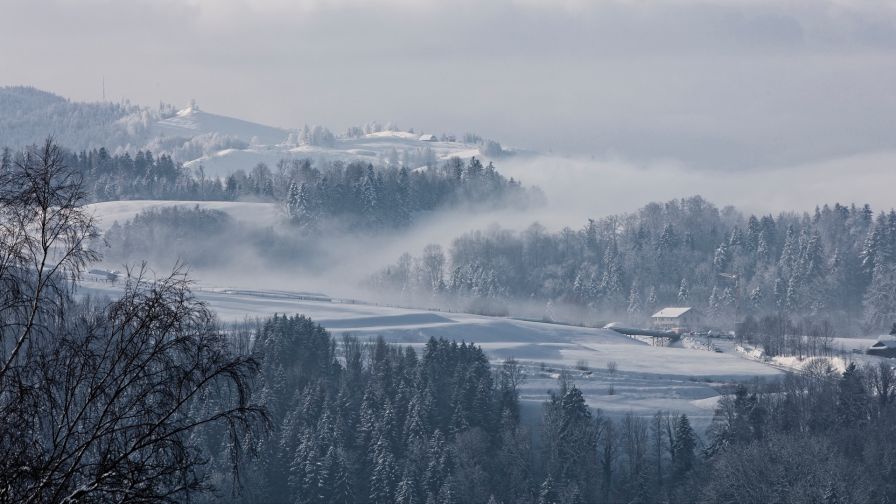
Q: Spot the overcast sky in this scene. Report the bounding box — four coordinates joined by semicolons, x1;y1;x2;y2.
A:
1;0;895;169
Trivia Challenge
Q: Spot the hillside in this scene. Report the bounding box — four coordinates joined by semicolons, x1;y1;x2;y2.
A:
0;86;153;150
0;86;510;178
154;104;288;145
182;129;487;177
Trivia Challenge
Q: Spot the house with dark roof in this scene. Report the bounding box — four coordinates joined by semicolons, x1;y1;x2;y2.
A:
868;335;896;358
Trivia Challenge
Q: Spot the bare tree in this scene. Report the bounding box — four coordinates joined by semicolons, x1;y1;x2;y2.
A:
864;361;896;419
0;138;98;379
0;140;269;503
606;360;618;376
499;357;526;394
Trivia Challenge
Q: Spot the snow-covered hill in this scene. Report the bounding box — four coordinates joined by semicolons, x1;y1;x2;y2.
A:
0;87;510;179
155;104;288;145
181;129;486;178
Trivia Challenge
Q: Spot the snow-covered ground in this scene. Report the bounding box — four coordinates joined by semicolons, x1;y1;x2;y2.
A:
150;104;498;179
79;281;782;431
182;132;489;178
86;200;281;229
156;105;289;146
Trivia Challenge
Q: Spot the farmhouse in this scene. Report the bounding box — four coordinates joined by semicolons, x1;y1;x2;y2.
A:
868;335;896;358
87;268;119;283
418;134;437;142
651;307;700;332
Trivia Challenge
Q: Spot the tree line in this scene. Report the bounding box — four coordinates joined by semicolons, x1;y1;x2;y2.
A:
191;313;896;504
374;195;896;334
4;140;896;503
283;157;534;232
1;142;535;231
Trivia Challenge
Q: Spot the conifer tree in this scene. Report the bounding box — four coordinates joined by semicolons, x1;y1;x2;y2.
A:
677;278;689;304
671;414;696;478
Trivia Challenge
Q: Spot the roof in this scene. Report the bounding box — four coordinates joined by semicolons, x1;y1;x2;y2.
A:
418;134;437;141
871;335;896;349
651;307;693;318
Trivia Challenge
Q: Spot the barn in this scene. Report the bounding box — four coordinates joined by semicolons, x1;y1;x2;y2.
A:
867;335;896;358
651;307;700;332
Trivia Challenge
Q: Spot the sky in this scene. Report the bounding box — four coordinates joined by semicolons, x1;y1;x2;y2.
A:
1;0;895;169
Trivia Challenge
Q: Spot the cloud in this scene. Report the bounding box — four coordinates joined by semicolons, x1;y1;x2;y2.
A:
1;0;895;168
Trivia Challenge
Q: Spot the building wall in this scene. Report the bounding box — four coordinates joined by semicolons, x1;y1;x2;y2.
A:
868;347;896;358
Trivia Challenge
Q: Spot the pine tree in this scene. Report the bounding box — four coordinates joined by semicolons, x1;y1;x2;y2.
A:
836;363;868;428
424;431;451;497
584;218;599;253
677;279;689;304
646;286;658;312
657;224;677;255
362;165;380;225
671;414;696;478
369;435;398;504
588;273;601;304
627;284;643;317
537;476;559;504
756;230;771;263
713;241;730;272
785;275;800;312
573;272;587;303
800;232;825;282
746;215;761;252
287;182;318;232
396;166;412;227
286;181;300;219
779;225;798;275
602;243;624;307
749;286;763;311
774;277;787;312
721;287;736;311
395;468;419;504
437;481;457;504
708;287;721;319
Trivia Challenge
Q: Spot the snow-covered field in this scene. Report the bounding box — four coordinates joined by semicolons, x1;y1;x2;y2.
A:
86;200;281;229
80;281;782;431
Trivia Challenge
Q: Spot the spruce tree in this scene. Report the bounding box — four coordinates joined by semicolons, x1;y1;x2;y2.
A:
677;278;689;304
671;414;696;478
537;476;558;504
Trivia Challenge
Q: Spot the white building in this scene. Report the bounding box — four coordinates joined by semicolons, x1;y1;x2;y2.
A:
651;307;700;332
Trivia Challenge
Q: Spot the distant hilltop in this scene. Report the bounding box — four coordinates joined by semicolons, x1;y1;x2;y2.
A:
0;86;517;178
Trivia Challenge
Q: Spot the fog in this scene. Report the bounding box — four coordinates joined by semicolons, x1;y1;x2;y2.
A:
496;150;896;225
90;148;896;303
33;0;893;302
2;0;895;168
